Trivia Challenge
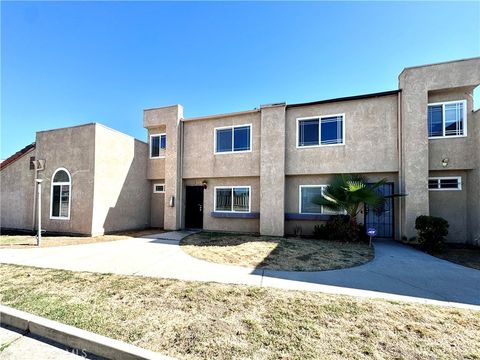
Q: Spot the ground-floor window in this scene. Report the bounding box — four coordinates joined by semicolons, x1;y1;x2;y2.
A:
428;176;462;191
50;168;71;219
299;185;341;214
153;183;165;193
214;186;250;212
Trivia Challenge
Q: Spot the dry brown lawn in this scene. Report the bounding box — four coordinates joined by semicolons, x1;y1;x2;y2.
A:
181;232;374;271
435;247;480;270
0;263;479;360
0;229;163;248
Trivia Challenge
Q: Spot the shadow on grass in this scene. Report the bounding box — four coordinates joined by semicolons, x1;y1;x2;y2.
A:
180;231;374;272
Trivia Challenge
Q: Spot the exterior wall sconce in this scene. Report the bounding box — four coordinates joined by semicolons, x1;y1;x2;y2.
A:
202;180;208;189
442;158;449;168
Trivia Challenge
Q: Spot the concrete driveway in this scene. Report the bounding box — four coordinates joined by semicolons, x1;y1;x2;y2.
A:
1;232;479;309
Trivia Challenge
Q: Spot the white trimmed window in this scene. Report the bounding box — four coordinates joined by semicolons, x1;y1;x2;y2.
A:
297;114;344;148
214;186;251;212
150;133;166;158
428;100;467;138
299;185;342;214
428;177;462;191
214;124;252;154
153;184;165;193
50;168;71;220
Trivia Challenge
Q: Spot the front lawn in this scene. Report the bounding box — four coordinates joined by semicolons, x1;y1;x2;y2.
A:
0;229;163;248
434;246;480;270
180;232;374;271
0;264;478;359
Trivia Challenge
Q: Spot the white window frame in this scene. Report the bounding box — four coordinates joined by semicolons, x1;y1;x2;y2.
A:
213;124;252;155
214;186;251;213
153;183;165;193
149;133;166;159
296;113;345;149
427;100;467;139
50;167;72;220
428;176;462;191
299;185;346;215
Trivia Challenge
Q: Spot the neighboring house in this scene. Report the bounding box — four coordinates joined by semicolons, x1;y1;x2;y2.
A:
1;58;479;244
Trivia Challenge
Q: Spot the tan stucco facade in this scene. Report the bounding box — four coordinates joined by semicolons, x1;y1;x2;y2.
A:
2;57;479;244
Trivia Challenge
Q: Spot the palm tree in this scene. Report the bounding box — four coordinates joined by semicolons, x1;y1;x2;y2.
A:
313;174;389;231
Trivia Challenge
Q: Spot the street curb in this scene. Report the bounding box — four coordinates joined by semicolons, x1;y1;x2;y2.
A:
0;305;174;360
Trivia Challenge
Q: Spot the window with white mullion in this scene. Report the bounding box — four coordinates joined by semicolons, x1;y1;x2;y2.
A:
428;177;461;191
428;100;466;138
214;186;250;212
298;114;344;147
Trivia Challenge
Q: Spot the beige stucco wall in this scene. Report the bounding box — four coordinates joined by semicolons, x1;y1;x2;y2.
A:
151;180;165;228
91;124;150;235
35;124;96;235
147;125;166;180
428;170;468;243
182;111;261;179
285;173;399;237
0;149;36;230
259;105;286;236
285;94;399;175
428;87;476;171
183;177;260;233
467;110;480;245
399;58;480;239
144;105;183;230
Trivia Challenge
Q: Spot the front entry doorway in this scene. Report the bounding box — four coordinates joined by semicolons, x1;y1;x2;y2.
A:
185;186;204;229
364;182;394;239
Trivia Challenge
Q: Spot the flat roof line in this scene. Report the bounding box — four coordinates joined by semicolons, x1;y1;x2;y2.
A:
286;90;400;109
182;108;260;122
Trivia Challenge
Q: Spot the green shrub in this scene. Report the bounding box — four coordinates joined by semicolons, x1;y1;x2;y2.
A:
313;216;366;242
415;215;449;253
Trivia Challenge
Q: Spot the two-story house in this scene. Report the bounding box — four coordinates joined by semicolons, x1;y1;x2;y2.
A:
2;57;479;245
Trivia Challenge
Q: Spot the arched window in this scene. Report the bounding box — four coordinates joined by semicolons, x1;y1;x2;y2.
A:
50;168;71;219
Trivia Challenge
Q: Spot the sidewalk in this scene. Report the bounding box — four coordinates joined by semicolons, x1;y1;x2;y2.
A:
1;232;479;310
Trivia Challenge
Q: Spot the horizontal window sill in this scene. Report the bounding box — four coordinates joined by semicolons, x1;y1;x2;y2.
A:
214;150;252;155
285;213;343;221
296;143;345;149
211;212;259;219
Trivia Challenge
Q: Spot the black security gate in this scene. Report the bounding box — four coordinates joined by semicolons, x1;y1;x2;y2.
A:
364;182;394;239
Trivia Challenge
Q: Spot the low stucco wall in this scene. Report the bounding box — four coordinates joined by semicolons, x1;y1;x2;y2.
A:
183;177;260;233
0;149;36;230
428;170;468;244
92;124;150;235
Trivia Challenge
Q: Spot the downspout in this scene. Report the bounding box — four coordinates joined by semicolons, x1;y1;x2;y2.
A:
178;118;184;229
32;164;39;231
397;90;403;240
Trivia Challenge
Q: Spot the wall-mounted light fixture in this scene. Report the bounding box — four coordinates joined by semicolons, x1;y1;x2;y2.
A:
442;158;449;168
202;180;208;189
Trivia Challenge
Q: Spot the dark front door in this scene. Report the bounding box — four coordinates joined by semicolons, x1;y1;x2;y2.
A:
364;182;394;239
185;186;204;229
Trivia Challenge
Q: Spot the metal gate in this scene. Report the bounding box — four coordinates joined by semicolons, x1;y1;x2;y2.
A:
364;182;394;239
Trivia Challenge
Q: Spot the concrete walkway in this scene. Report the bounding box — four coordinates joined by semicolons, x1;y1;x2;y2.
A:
1;232;479;310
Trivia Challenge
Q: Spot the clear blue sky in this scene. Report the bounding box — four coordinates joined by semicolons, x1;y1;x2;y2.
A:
1;1;479;158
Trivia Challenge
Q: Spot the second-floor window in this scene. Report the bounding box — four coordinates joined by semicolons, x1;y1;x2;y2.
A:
428;100;466;138
150;133;166;158
297;114;344;148
215;125;251;154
